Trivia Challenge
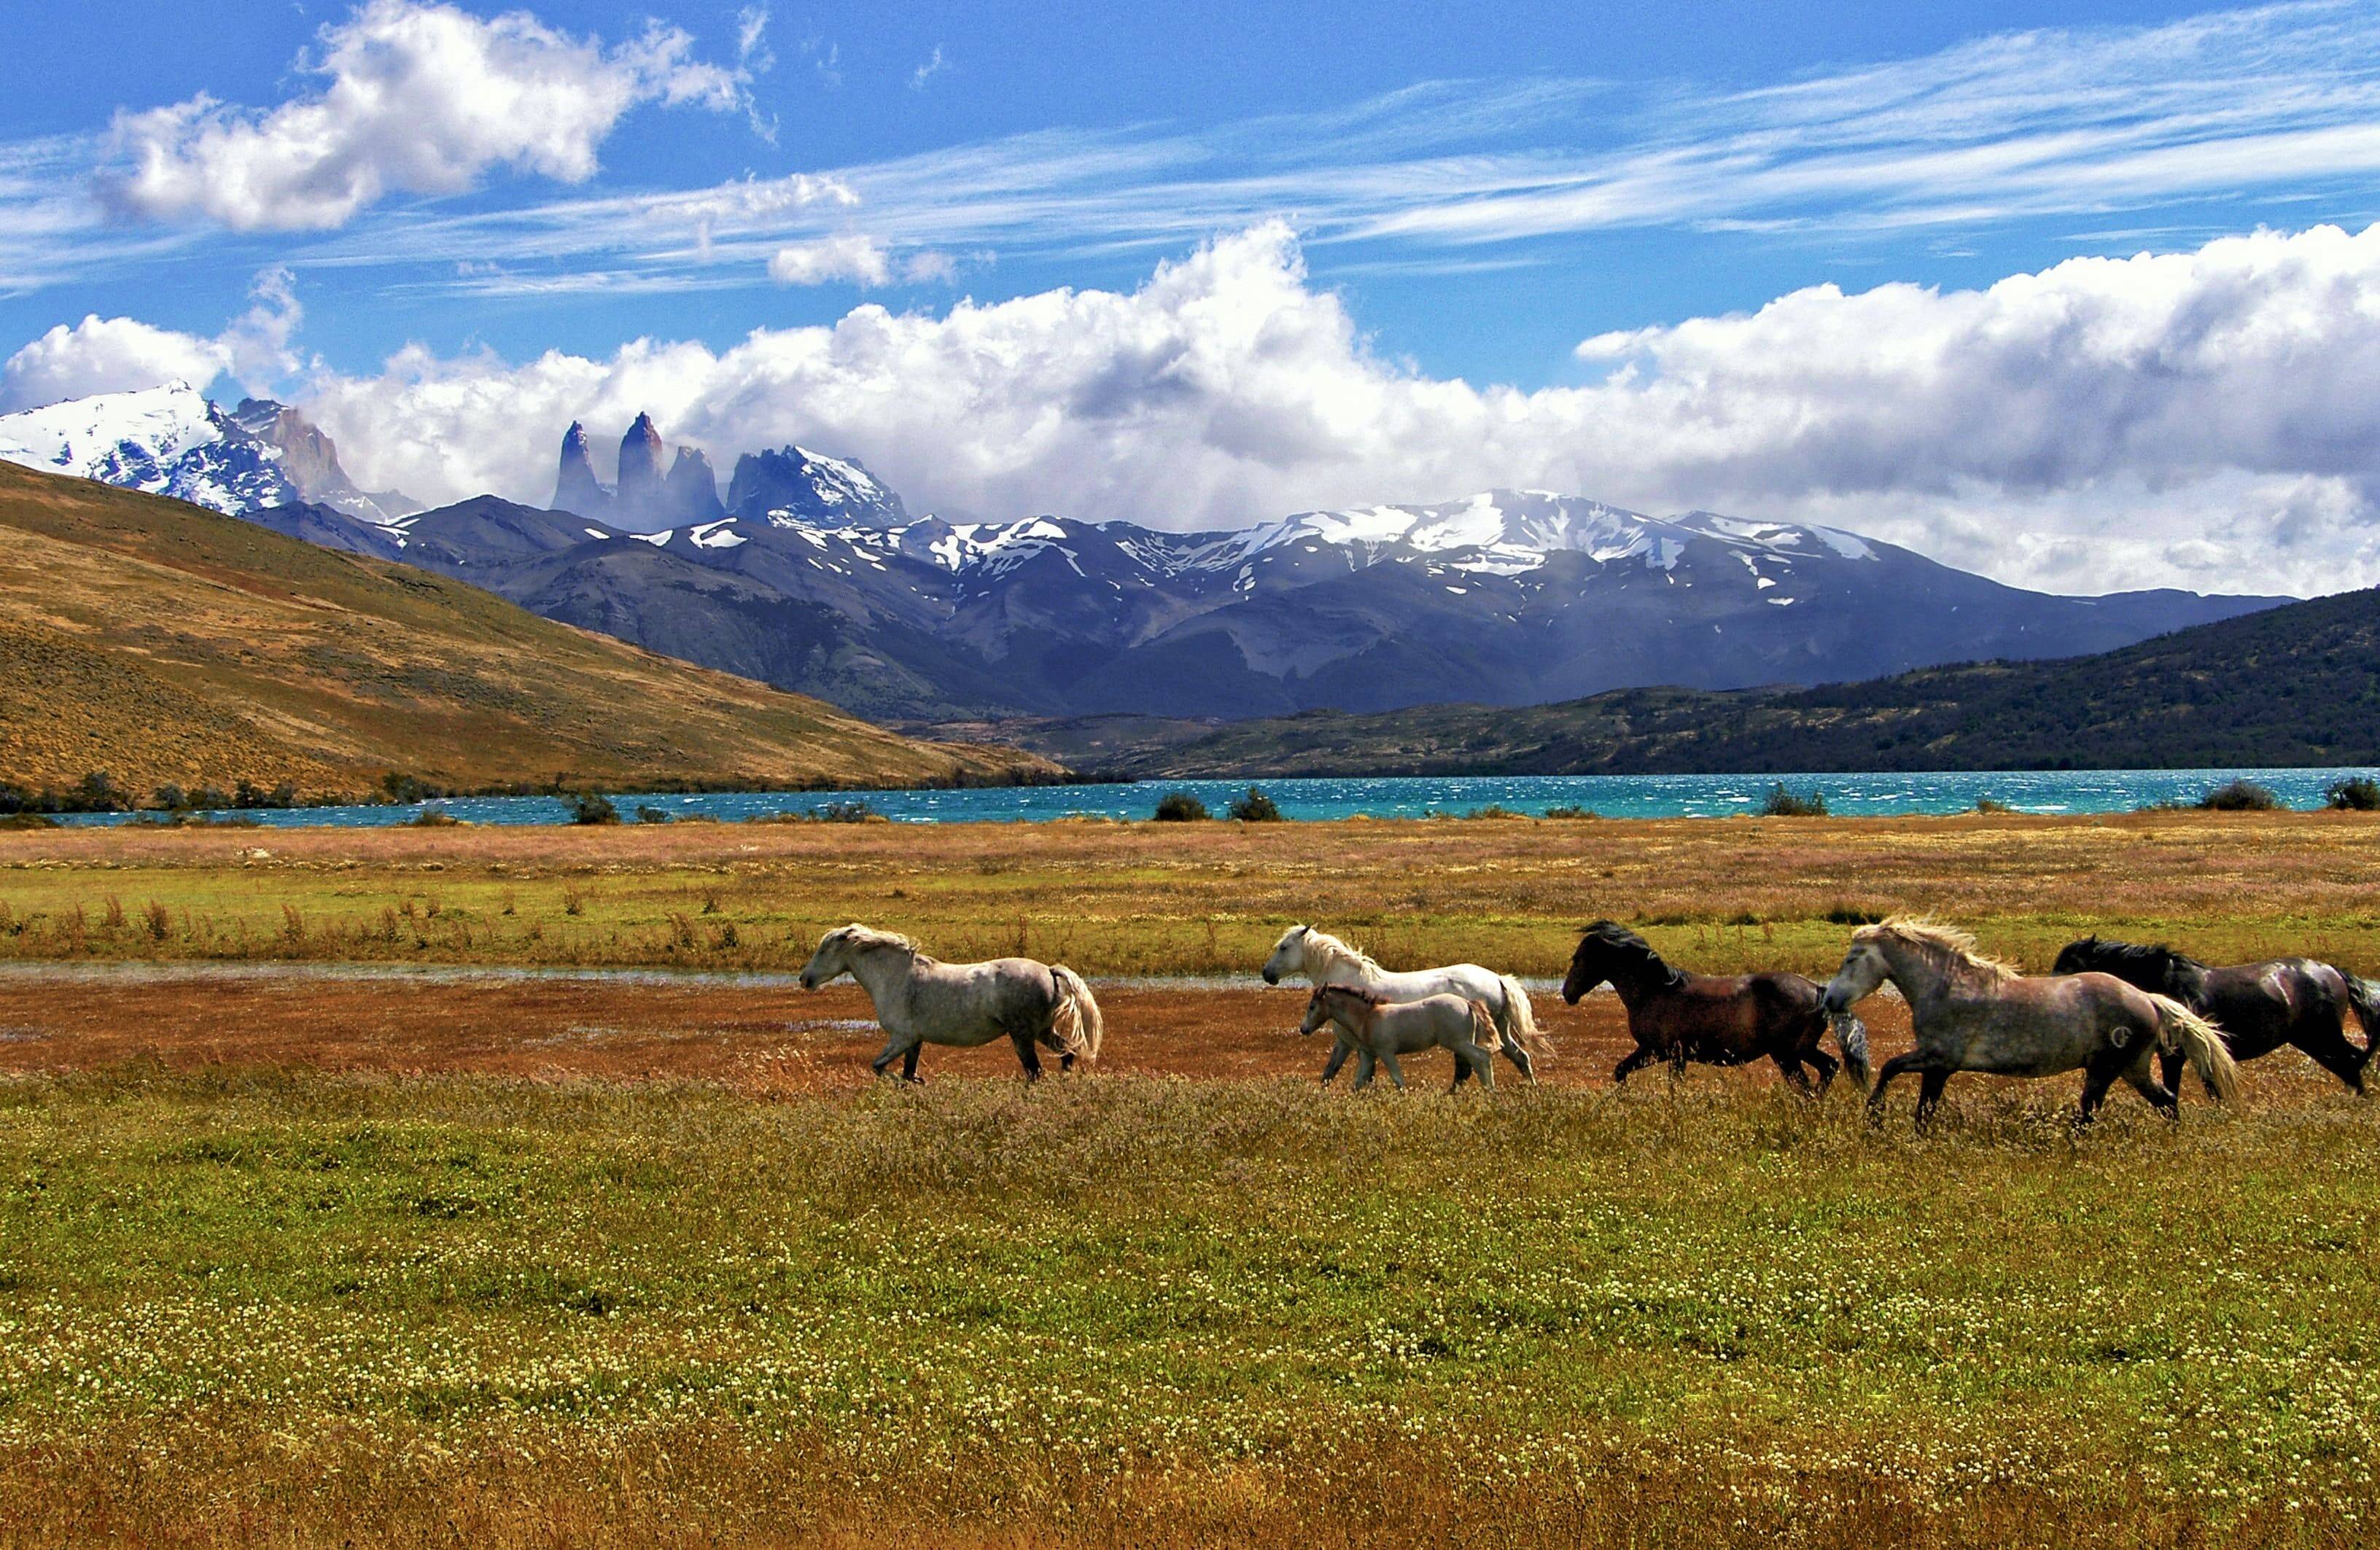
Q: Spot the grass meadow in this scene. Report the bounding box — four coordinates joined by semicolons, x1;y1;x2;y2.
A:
0;808;2376;978
1;811;2378;1546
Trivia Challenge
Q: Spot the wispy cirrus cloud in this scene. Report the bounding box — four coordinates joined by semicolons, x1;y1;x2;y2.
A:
278;0;2380;295
8;1;2380;300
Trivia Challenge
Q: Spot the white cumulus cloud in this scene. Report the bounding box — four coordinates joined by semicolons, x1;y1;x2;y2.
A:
102;0;752;231
767;235;892;286
0;268;303;411
58;219;2374;596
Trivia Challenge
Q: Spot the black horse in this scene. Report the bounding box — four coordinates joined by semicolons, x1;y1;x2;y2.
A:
1563;921;1869;1093
2051;935;2380;1094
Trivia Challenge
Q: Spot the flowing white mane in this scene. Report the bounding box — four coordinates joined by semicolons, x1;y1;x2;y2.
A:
1291;924;1388;978
828;922;921;955
1860;916;2017;983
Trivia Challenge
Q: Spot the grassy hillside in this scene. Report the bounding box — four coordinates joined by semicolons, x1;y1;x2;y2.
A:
0;463;1058;798
1049;585;2380;778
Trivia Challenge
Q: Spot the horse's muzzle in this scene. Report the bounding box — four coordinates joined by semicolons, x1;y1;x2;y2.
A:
1820;988;1846;1016
798;973;817;991
1261;967;1278;985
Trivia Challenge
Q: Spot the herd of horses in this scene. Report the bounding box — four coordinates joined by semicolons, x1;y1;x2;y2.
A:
795;918;2380;1128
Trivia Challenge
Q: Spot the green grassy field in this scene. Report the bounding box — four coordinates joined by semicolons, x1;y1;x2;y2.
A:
4;1070;2377;1547
4;813;2379;1546
1;809;2377;981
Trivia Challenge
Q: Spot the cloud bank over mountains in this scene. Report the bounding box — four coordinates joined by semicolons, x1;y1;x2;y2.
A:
12;219;2380;597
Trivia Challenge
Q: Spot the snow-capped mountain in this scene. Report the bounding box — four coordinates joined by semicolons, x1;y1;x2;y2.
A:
0;383;411;523
0;386;2282;723
548;418;905;531
439;483;2273;720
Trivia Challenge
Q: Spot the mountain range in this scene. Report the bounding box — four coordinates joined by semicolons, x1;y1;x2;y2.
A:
0;384;2288;726
1001;582;2380;778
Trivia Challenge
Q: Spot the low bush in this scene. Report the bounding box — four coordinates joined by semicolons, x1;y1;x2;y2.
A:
1759;783;1828;817
1542;804;1597;819
1153;791;1210;822
2198;779;2280;811
1973;797;2014;814
2325;776;2380;811
1228;787;1283;822
567;792;621;826
635;805;672;825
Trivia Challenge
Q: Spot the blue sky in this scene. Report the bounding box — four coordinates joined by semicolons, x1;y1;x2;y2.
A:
5;0;2380;593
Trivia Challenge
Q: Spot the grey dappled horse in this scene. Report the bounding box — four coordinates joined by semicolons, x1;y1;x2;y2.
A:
1822;918;2238;1130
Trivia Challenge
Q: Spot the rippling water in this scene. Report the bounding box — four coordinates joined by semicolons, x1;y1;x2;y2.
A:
50;766;2380;827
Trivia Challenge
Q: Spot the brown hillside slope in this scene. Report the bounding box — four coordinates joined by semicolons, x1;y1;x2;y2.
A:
0;463;1059;796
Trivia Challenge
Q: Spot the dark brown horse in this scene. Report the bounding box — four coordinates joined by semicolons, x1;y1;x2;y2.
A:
1563;921;1868;1092
2052;936;2380;1095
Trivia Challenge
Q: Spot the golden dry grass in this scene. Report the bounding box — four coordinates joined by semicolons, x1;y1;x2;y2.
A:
0;462;1053;796
0;808;2373;978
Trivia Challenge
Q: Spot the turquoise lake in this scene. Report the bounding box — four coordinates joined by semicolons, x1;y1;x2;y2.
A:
50;767;2380;826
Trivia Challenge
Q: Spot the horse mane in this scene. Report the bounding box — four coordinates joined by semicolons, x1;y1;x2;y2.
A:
2073;936;2211;978
2061;935;2210;998
1293;925;1388;979
1310;982;1385;1007
1574;921;1687;989
1861;916;2018;983
828;922;921;956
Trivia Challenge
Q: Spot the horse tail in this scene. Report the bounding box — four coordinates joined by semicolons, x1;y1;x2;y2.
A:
2341;972;2380;1072
1468;997;1502;1054
2147;992;2239;1103
1829;1010;1871;1090
1496;975;1552;1059
1049;965;1104;1066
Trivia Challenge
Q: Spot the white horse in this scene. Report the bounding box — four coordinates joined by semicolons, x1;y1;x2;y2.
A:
1299;985;1501;1091
797;924;1103;1082
1262;924;1548;1083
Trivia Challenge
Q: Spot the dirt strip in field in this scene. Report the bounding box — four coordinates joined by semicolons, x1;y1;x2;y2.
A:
0;966;2352;1107
0;968;1916;1093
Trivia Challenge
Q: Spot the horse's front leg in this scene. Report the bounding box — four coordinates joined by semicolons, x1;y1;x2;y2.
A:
1805;1047;1839;1096
1350;1048;1377;1091
1912;1069;1952;1132
1009;1030;1044;1082
1866;1051;1926;1124
1772;1054;1814;1095
1612;1045;1654;1086
874;1028;925;1083
1319;1035;1356;1086
1377;1051;1407;1090
1469;1043;1496;1093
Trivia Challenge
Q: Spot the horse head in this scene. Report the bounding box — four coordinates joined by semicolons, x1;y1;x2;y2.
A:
800;923;914;989
1821;928;1894;1015
798;925;858;990
1261;924;1310;985
1300;984;1371;1037
2049;935;2103;977
1563;921;1674;1003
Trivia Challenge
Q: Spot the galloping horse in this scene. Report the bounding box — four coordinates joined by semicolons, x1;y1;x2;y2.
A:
2053;935;2380;1095
1298;985;1503;1091
1262;925;1546;1083
1823;918;2238;1129
1561;921;1869;1093
797;924;1104;1082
